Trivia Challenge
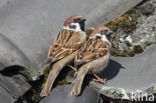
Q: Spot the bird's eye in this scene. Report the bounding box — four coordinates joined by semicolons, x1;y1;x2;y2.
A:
100;30;107;35
96;35;101;39
69;24;76;29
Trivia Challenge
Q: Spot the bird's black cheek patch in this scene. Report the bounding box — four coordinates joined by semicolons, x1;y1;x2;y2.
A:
96;36;102;39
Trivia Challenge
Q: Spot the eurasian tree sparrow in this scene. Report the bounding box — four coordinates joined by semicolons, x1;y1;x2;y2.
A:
40;15;86;97
70;26;114;96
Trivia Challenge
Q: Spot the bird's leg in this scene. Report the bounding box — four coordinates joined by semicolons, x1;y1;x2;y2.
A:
67;65;77;77
92;73;106;84
68;65;77;71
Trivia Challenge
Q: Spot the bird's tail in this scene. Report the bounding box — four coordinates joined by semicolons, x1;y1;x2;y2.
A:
70;66;90;96
40;64;63;97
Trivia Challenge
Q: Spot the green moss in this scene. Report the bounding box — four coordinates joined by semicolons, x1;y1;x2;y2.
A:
42;65;67;87
111;45;144;57
127;7;138;14
85;28;93;39
32;89;42;102
42;65;51;87
128;50;135;57
111;49;135;57
133;45;144;54
43;65;51;77
41;64;77;89
105;22;113;29
55;79;68;87
53;66;75;87
104;0;156;57
106;5;145;57
153;86;156;92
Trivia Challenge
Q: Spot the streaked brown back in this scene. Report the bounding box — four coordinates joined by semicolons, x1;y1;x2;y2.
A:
48;29;85;62
75;38;110;65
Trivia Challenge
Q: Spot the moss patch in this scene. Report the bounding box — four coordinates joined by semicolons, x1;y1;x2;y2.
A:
105;12;138;34
133;45;144;54
111;49;135;57
41;64;77;89
104;0;156;57
85;28;93;39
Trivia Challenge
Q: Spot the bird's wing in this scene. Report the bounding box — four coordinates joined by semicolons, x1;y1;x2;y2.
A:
48;29;85;62
75;38;110;65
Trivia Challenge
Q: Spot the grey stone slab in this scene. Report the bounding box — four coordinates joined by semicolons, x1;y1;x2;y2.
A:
40;85;99;103
90;44;156;100
0;0;9;8
65;45;156;100
0;34;30;71
0;74;31;100
0;0;142;80
0;85;15;103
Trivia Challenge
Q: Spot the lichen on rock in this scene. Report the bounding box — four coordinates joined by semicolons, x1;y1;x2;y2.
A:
100;87;126;99
104;0;156;57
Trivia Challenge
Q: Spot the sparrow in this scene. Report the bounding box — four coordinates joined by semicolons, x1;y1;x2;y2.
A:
40;15;86;97
70;26;114;96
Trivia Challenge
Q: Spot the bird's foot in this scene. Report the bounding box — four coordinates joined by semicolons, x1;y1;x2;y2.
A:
93;78;107;84
93;73;106;84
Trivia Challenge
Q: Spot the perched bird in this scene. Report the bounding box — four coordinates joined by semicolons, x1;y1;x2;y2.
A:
70;26;114;96
40;15;86;97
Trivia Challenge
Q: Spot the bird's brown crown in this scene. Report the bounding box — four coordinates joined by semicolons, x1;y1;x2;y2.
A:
63;15;83;27
90;26;110;38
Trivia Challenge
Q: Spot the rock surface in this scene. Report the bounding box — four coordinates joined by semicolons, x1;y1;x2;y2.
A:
0;74;31;102
65;45;156;102
40;85;99;103
0;0;9;8
90;44;156;100
0;86;15;103
1;0;153;103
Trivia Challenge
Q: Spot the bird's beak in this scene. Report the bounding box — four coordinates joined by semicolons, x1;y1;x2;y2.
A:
80;17;86;22
106;30;115;38
106;30;113;35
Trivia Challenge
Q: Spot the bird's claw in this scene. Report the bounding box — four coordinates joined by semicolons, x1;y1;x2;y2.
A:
93;78;107;84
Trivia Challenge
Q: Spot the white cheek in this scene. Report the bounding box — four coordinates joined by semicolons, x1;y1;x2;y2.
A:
101;35;111;46
101;35;107;41
63;23;86;39
74;23;81;32
63;23;81;32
